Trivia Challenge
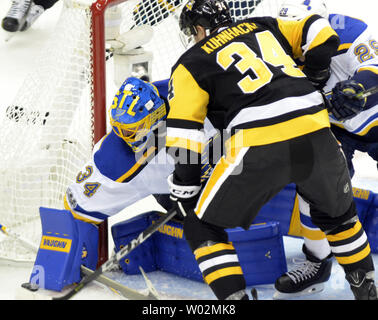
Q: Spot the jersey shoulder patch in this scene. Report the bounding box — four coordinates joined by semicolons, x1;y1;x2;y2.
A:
329;14;368;45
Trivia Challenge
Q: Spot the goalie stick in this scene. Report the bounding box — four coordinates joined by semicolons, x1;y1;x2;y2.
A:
324;85;378;100
52;208;178;300
0;222;159;300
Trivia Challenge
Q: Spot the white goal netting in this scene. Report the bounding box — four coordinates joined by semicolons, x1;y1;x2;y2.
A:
0;0;281;262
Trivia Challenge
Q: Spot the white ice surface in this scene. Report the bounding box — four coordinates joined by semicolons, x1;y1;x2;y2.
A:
0;0;377;301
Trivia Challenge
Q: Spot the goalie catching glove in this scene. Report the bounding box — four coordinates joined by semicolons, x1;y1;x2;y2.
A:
326;80;367;121
167;173;202;220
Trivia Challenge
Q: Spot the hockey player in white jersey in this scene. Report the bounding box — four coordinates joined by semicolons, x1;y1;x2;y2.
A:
64;76;215;225
274;0;378;300
64;77;174;224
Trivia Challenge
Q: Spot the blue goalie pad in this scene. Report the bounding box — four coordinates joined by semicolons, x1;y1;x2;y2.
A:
364;193;378;253
29;207;98;291
111;212;157;274
112;212;287;286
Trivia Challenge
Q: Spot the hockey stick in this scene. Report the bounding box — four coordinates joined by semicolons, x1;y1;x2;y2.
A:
52;208;177;300
324;85;378;100
0;222;159;300
355;85;378;99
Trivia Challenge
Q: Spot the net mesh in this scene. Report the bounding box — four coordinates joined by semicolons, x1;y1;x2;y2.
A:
0;0;282;262
0;1;94;261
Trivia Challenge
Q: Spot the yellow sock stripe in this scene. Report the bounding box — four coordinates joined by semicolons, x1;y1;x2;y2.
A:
194;242;235;260
334;243;371;265
301;226;327;241
326;221;362;243
203;266;244;285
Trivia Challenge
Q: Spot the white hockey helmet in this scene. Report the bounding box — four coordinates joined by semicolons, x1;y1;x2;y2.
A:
278;0;328;20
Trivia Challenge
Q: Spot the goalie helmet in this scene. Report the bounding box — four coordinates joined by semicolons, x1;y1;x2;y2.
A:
278;0;328;20
179;0;233;37
109;77;166;152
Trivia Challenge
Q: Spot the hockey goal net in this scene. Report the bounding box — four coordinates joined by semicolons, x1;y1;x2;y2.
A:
0;0;281;263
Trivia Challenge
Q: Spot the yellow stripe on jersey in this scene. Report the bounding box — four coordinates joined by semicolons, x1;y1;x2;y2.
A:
356;119;378;136
357;65;378;74
307;24;338;52
168;64;209;125
277;15;313;58
338;43;353;51
203;266;244;285
63;195;102;225
277;15;337;59
225;109;330;149
115;146;156;182
195;147;245;217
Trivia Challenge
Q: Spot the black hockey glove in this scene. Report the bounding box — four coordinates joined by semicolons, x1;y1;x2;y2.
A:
303;66;330;90
327;80;367;121
303;66;331;90
167;174;202;220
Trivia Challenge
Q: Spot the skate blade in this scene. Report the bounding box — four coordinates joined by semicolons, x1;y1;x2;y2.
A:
4;32;15;42
273;283;324;300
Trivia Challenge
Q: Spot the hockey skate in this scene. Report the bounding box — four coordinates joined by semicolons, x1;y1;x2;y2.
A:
20;2;44;31
273;245;332;299
1;0;32;32
345;269;378;300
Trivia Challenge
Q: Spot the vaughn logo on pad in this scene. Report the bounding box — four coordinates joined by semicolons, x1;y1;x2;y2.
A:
40;236;72;253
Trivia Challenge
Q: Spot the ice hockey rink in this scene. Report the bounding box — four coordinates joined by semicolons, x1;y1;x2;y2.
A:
0;0;377;302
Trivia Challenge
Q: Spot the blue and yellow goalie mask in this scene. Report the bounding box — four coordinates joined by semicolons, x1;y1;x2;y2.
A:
109;77;166;152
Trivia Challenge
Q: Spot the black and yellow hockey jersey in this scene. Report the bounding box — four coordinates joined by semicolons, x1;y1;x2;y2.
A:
166;14;340;158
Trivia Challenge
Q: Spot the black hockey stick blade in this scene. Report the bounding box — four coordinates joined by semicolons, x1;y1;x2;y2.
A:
53;208;177;300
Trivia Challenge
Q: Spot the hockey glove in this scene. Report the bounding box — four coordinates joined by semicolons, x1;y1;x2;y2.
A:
167;173;202;220
303;66;330;91
328;80;367;121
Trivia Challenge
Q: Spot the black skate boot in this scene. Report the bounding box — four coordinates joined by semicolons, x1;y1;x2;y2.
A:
1;0;32;32
345;269;377;300
273;245;332;299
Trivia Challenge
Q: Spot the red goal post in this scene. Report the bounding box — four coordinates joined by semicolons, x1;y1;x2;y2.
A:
0;0;281;264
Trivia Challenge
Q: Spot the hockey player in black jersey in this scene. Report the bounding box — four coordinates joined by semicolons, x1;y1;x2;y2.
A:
165;0;377;300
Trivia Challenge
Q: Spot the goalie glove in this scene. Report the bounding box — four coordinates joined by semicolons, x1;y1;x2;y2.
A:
327;80;367;121
167;174;202;220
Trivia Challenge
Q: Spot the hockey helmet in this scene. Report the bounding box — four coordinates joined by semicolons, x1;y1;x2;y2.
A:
179;0;233;37
109;77;166;152
278;0;328;20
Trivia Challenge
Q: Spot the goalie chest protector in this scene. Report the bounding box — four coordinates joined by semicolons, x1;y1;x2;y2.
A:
112;212;287;286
